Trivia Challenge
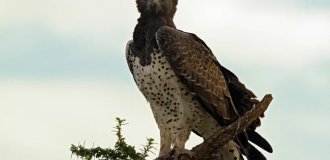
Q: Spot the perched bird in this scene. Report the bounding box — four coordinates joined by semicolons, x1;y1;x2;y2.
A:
126;0;272;159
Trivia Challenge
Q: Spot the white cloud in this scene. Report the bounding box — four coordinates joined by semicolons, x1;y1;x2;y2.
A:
0;0;137;50
176;0;330;69
1;0;136;32
1;0;329;68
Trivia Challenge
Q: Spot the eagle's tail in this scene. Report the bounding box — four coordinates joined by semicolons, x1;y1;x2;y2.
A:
219;65;273;160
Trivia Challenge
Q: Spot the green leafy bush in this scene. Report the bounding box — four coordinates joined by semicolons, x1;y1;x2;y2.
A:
71;118;155;160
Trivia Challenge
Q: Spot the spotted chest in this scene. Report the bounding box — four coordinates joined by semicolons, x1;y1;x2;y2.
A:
126;47;240;160
127;51;208;131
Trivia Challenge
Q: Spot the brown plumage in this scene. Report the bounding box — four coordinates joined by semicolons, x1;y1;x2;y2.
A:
156;27;238;122
127;0;272;159
156;26;272;158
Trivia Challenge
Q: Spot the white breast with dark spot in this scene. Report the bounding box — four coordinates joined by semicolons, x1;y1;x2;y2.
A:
126;47;240;160
127;50;220;136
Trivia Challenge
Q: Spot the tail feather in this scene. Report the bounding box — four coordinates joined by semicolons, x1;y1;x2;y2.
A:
247;131;273;153
248;144;267;160
218;64;272;159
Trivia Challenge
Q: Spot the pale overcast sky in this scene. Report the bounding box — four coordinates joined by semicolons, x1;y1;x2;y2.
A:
1;0;330;160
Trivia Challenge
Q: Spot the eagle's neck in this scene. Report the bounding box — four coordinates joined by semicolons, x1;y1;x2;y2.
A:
132;15;175;66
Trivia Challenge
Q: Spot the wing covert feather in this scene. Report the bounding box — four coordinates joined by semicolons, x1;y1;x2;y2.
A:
156;26;237;120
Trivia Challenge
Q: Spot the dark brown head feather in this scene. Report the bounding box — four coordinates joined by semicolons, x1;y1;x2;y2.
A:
136;0;178;17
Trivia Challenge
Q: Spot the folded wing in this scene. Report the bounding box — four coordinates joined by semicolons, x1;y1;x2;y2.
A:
156;26;272;159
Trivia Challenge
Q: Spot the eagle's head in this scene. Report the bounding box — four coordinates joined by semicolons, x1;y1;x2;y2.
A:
136;0;178;17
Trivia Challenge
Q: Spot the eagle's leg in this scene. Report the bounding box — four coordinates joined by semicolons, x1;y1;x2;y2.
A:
173;130;190;150
159;129;172;156
172;130;194;159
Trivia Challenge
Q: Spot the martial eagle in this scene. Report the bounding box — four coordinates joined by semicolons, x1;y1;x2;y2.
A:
126;0;272;159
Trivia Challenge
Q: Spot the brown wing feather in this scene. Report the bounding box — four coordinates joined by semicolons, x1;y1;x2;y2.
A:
155;26;273;159
156;26;237;121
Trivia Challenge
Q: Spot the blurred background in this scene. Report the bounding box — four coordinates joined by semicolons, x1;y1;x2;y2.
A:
1;0;329;159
